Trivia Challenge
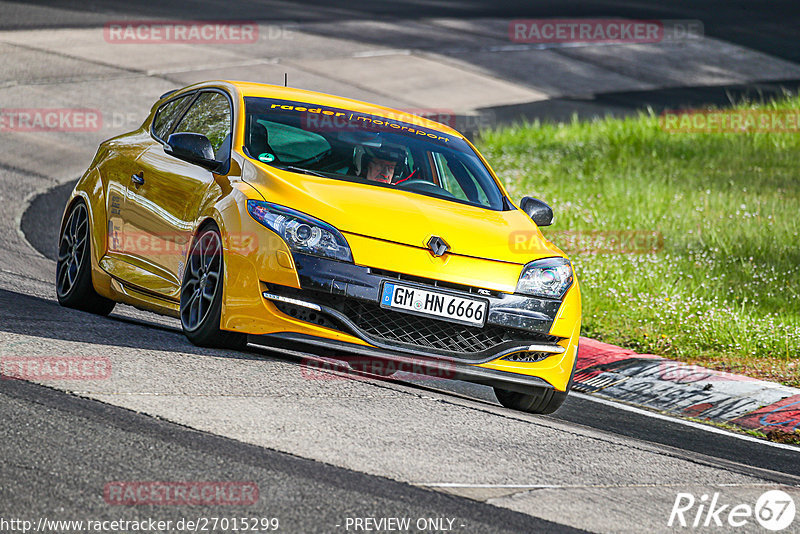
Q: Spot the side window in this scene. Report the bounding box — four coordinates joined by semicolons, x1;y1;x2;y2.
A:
432;152;490;206
172;92;232;162
432;153;468;201
152;95;193;140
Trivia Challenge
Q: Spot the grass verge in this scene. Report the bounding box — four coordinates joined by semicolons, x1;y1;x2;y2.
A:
477;95;800;386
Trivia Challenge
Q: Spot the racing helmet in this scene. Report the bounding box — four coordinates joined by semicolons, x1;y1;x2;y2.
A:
353;144;408;180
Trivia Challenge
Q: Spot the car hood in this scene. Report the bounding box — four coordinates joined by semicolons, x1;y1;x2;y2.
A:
244;162;563;265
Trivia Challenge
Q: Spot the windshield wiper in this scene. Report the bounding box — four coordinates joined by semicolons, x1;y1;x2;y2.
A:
277;165;328;178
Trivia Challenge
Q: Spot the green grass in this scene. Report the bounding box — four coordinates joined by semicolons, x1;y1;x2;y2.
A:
477;95;800;386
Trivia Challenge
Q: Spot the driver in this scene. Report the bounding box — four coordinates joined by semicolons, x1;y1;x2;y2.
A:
365;156;396;183
355;146;406;184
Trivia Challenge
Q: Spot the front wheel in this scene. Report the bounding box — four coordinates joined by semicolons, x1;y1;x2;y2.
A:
180;225;246;350
56;200;116;316
493;386;568;415
494;349;577;414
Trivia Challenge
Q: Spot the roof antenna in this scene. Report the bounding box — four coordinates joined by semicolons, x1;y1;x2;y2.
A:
284;73;287;87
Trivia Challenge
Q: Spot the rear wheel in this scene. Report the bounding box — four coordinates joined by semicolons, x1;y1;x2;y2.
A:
56;201;115;315
180;225;247;350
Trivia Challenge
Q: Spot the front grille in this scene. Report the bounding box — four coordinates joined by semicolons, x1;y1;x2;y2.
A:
265;284;558;357
341;299;555;355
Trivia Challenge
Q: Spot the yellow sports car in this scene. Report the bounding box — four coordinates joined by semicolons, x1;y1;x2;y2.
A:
57;81;581;414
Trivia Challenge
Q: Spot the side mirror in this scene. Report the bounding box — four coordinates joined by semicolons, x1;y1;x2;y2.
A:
519;196;554;227
165;132;221;172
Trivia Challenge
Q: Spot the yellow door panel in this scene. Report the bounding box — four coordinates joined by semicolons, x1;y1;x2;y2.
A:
99;255;179;299
124;143;213;297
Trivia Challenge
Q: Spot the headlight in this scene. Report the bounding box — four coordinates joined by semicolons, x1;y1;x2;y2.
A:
516;257;573;298
247;200;353;262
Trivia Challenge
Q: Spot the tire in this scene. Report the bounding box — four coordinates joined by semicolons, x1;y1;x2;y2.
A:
56;200;116;316
180;225;247;350
493;386;568;415
494;347;578;415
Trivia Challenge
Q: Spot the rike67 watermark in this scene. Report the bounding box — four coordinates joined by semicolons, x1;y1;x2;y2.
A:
669;490;796;530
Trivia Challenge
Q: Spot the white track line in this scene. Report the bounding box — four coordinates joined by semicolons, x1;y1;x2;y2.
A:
571;392;800;452
417;482;788;489
421;484;559;488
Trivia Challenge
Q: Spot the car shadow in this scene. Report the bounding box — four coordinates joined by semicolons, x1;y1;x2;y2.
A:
0;286;495;406
0;286;266;362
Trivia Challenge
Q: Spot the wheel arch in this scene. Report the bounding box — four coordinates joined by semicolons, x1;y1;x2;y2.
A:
193;215;221;235
56;188;116;314
59;177;115;299
62;168;109;257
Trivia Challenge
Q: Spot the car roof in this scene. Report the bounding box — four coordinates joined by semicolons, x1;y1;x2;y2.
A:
169;80;465;139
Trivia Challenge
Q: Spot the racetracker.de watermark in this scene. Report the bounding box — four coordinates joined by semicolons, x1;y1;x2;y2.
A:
657;362;744;383
0;108;101;132
103;20;262;44
300;358;458;381
297;107;471;138
0;356;111;380
660;109;800;133
509;19;703;44
103;481;259;506
400;108;495;133
510;230;664;255
106;231;258;256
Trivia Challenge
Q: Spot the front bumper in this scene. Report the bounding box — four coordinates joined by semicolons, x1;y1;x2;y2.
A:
250;331;558;395
260;253;569;364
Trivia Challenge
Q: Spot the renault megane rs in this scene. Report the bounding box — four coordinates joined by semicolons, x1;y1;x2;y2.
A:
56;80;581;414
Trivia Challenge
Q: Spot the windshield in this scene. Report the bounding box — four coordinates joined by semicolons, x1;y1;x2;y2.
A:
243;97;507;210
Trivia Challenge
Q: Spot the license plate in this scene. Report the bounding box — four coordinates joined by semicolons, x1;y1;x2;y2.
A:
380;282;488;327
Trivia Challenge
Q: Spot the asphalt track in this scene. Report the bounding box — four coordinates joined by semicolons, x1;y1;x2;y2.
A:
4;1;799;64
2;2;799;533
1;377;577;533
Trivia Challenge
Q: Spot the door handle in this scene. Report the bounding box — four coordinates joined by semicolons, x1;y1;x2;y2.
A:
131;172;145;186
